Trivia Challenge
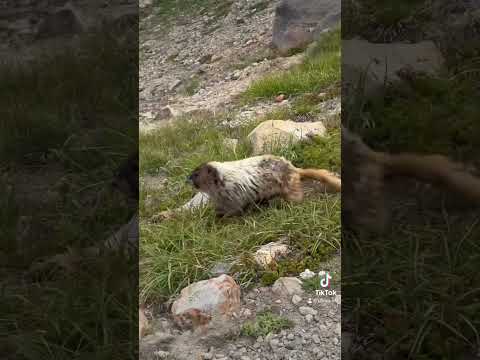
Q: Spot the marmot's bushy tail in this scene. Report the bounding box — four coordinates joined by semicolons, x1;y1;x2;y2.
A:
374;152;480;202
297;168;341;192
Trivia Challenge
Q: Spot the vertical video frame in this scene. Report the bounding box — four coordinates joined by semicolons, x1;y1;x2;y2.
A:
139;1;342;359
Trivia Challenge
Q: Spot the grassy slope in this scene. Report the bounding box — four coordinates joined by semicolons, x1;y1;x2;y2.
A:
343;48;480;358
139;30;341;303
242;28;340;101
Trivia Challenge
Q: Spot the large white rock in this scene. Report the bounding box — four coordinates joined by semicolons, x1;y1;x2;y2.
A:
342;40;446;100
247;120;326;155
171;275;241;330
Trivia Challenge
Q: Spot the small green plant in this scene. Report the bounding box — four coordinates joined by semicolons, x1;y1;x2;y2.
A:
260;271;279;286
291;128;341;172
241;312;293;337
302;275;321;291
181;76;201;96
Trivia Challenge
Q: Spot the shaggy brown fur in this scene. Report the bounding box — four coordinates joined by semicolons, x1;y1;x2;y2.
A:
188;155;341;217
342;127;480;234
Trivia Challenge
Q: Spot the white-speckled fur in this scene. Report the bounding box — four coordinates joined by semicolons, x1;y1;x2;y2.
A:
207;155;294;215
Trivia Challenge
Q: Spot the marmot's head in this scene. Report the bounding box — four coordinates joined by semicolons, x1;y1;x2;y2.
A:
187;163;224;192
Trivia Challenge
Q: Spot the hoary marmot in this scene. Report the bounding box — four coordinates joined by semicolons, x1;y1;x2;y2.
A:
188;155;341;217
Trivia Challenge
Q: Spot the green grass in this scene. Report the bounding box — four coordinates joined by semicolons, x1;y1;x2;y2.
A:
0;26;138;359
140;115;341;303
343;0;428;40
180;76;201;96
343;49;480;358
292;127;341;172
344;209;480;358
2;254;138;359
363;0;426;26
241;312;294;337
140;26;341;304
242;28;340;101
0;30;137;165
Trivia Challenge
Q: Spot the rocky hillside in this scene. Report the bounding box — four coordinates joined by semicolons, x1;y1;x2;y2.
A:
139;0;339;130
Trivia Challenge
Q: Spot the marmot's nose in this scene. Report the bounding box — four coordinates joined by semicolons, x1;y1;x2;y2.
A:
186;175;193;185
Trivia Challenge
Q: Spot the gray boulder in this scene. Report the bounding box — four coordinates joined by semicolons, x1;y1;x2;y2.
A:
272;0;340;54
